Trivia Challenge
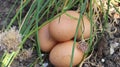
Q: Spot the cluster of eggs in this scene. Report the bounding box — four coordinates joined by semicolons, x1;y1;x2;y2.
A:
38;10;90;67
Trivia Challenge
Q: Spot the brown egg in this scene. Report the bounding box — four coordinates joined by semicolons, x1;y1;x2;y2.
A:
77;16;90;39
49;10;90;42
49;40;84;67
38;24;57;52
49;11;79;42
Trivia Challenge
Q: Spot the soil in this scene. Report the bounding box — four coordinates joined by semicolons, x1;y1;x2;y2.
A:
0;0;19;29
0;0;120;67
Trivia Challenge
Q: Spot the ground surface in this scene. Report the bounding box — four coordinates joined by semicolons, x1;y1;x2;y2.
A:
0;0;120;67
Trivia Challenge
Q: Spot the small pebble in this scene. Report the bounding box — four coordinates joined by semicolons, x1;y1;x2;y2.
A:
101;58;105;62
110;42;119;54
43;63;48;67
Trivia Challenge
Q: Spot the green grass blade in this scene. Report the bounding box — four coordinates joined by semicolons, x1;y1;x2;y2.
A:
70;0;87;67
6;0;31;30
4;0;18;28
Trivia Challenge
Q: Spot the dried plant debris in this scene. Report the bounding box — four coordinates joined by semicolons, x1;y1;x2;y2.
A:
96;0;120;12
11;48;35;67
83;17;120;66
17;48;33;61
0;27;22;52
78;41;89;52
81;0;120;67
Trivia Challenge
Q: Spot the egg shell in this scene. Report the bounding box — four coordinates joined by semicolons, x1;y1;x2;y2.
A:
38;24;57;52
49;11;79;42
49;40;84;67
49;10;90;42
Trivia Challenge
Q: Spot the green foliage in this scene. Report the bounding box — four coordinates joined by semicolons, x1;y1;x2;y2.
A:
1;0;117;67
